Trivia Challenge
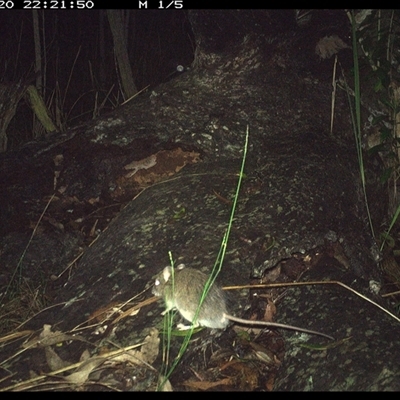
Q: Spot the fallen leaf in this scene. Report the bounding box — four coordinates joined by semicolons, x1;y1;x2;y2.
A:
263;298;277;322
64;357;106;385
183;377;233;390
112;328;159;365
45;345;71;371
23;324;87;348
157;376;173;391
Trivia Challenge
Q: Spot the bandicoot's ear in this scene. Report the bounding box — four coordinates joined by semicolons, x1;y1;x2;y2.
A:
163;266;171;282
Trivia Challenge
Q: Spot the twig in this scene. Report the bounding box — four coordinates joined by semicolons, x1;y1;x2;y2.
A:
223;280;400;324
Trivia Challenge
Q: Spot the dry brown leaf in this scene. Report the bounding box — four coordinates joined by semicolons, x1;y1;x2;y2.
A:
315;35;349;59
43;216;65;231
265;373;276;391
157;376;173;391
262;263;281;282
45;345;71;371
88;302;122;324
125;148;200;184
124;154;157;177
23;324;86;348
229;362;259;390
218;359;262;390
248;341;277;366
79;349;91;362
263;298;277;322
111;296;158;324
219;358;241;372
64;357;106;385
183;377;233;390
139;328;160;364
87;197;100;205
112;328;159;365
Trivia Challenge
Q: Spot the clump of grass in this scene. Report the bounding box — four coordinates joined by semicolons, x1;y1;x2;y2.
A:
348;10;400;250
347;10;376;241
0;279;49;336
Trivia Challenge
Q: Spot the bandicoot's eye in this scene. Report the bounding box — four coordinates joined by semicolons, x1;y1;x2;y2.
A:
155;279;160;286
